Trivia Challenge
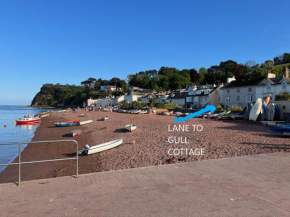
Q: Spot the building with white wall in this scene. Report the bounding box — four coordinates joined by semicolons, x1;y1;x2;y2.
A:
220;66;290;109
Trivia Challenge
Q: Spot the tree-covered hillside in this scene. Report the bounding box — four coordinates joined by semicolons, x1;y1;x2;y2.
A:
31;52;290;107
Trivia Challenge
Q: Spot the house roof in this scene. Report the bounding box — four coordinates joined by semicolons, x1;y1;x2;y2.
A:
221;77;264;89
167;92;187;100
222;75;290;89
269;77;290;84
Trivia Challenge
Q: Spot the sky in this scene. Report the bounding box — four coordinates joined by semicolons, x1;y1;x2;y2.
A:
0;0;290;105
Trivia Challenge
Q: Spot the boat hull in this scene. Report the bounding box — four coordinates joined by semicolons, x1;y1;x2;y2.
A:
16;119;41;125
79;139;123;155
125;125;137;132
55;122;73;127
271;126;290;133
77;120;93;125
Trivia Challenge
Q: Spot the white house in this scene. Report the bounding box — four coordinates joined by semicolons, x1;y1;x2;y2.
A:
185;84;223;108
124;88;154;103
220;66;290;109
167;90;187;107
99;85;117;92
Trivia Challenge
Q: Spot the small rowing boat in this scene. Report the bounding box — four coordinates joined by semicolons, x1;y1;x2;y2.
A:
79;114;89;117
125;124;137;132
40;114;49;118
78;139;123;155
101;116;108;121
71;129;82;137
77;120;93;125
55;122;73;127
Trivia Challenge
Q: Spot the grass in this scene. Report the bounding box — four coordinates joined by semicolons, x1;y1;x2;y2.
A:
273;63;290;69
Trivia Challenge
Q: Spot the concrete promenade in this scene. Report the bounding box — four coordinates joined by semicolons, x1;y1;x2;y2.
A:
1;152;290;217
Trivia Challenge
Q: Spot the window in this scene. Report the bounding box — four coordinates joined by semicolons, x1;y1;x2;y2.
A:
237;96;240;102
227;89;230;93
225;97;230;102
266;82;271;90
248;88;252;92
237;89;240;93
186;97;192;102
246;95;252;102
282;81;287;89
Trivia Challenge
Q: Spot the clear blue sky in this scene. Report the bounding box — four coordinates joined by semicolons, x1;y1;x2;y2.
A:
0;0;289;105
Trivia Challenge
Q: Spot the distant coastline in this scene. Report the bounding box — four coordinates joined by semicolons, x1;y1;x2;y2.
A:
25;106;56;109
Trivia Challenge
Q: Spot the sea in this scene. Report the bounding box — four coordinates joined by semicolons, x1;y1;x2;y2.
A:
0;105;53;173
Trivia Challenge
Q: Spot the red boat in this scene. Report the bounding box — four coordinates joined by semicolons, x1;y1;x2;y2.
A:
16;114;41;125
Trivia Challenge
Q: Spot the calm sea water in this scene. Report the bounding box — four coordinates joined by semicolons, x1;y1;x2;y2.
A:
0;105;52;173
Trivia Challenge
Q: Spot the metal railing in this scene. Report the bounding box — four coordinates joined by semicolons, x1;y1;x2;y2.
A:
0;140;79;185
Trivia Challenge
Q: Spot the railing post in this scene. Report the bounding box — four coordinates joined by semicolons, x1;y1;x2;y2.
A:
18;143;21;186
76;141;79;178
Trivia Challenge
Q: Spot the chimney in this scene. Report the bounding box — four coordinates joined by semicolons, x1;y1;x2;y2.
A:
266;72;276;79
227;76;236;84
283;66;289;78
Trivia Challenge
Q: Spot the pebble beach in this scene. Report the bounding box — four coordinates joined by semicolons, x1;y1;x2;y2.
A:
0;110;289;183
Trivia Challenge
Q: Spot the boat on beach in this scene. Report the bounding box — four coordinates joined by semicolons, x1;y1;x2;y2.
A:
78;138;123;155
55;122;73;127
271;124;290;136
77;120;93;125
66;120;78;123
16;114;41;125
101;116;108;121
79;114;89;117
71;129;82;137
125;124;137;132
40;114;49;118
261;121;285;127
140;110;148;114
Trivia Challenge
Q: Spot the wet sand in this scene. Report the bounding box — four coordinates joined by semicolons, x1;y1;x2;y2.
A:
0;110;289;183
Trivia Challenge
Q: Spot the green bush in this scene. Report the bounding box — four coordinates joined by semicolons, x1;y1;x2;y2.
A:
275;92;290;101
156;102;178;109
231;106;242;112
216;104;223;111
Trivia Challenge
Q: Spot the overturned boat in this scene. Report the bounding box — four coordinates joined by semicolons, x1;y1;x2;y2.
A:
125;124;137;132
101;116;108;121
78;139;123;155
71;129;82;137
77;120;93;125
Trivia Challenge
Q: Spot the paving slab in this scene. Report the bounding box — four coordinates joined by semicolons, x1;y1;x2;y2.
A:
0;152;290;217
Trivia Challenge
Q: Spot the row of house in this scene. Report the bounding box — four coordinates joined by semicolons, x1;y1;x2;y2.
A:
87;66;290;110
86;84;223;109
221;66;290;109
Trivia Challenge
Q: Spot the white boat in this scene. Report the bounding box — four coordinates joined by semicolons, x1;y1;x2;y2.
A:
125;124;137;132
71;129;82;137
101;116;108;121
130;109;141;114
249;98;262;121
40;114;49;118
79;114;89;117
140;110;148;114
77;120;93;125
261;121;285;127
78;139;123;155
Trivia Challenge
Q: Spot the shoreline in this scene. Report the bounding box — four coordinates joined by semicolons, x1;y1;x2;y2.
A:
1;110;289;184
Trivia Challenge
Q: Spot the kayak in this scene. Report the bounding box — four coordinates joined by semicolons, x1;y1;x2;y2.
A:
55;122;74;127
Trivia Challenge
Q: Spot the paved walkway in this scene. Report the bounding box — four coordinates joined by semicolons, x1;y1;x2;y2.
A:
1;152;290;217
